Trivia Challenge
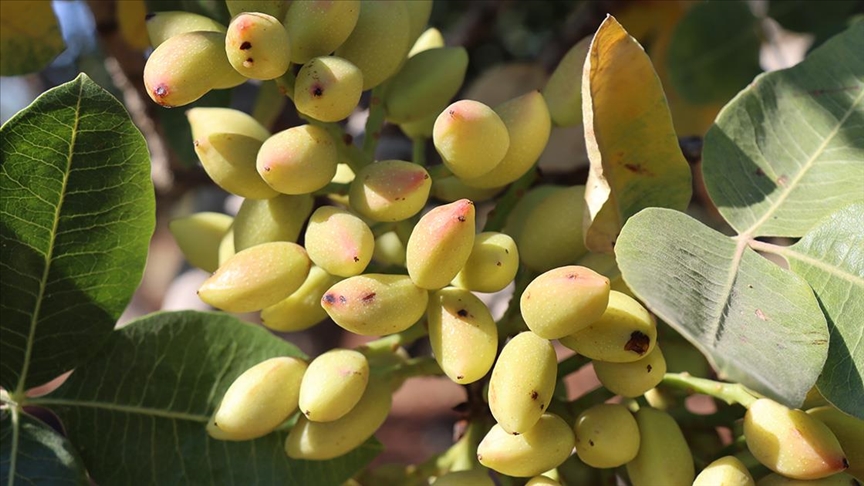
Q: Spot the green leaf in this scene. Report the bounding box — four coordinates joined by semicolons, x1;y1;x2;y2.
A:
0;74;155;392
667;0;762;104
769;0;861;48
40;311;381;485
582;16;692;253
616;208;828;407
783;204;864;419
1;411;89;485
0;1;65;76
702;23;864;238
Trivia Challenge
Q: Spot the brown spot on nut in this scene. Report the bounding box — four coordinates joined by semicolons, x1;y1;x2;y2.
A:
624;331;650;355
240;41;252;50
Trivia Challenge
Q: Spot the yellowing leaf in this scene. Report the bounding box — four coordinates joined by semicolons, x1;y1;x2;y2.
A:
582;15;692;253
0;0;64;76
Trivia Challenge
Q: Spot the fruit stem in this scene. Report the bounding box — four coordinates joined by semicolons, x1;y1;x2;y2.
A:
357;320;429;355
482;168;538;233
412;137;426;166
661;373;760;408
496;266;536;339
439;419;489;473
567;385;616;416
389;356;444;387
311;181;350;197
251;80;286;130
274;69;296;101
362;85;387;157
301;118;371;173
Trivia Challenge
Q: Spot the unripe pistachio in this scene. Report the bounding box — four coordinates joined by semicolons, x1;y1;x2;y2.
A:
626;407;695;486
186;107;275;199
284;0;360;64
198;241;310;313
225;0;289;20
560;290;656;363
574;403;640;468
516;185;589;272
168;212;233;272
756;472;860;485
384;47;469;124
403;0;433;47
488;332;557;434
406;199;476;290
304;206;374;277
526;477;561;486
207;357;307;441
285;377;392;460
349;160;431;222
433;100;510;180
431;170;505;203
542;35;592;127
257;125;337;194
399;111;438;139
232;194;313;252
294;56;364;122
745;398;848;480
521;265;610;339
225;12;291;80
322;274;428;336
145;11;226;48
372;230;406;267
260;266;342;332
409;27;445;57
807;406;864;481
433;469;494;486
452;232;519;293
593;345;667;398
334;0;411;90
218;227;235;267
693;456;755;486
299;349;369;422
503;185;560;241
427;287;497;384
477;413;575;477
144;32;245;107
462;91;552;188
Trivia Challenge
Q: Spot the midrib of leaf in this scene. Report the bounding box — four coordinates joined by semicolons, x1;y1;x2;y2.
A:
26;397;209;423
7;407;21;486
740;85;864;239
750;239;864;286
711;236;750;346
15;81;83;396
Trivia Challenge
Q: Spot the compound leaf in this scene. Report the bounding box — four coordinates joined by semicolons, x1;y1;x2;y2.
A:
43;311;380;485
0;74;155;392
617;208;828;407
582;15;692;253
702;22;864;238
785;204;864;419
667;0;762;104
0;411;88;485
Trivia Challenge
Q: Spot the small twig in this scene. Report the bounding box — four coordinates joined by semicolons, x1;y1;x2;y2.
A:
661;373;760;408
